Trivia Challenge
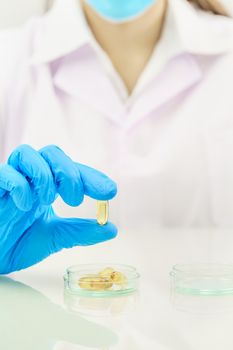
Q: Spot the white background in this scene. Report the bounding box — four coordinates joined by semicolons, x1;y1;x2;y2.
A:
0;0;50;28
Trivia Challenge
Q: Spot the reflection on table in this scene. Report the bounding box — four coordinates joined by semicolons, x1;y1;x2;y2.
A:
0;277;118;350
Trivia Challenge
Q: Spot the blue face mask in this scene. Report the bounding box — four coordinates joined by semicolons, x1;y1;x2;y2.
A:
85;0;157;22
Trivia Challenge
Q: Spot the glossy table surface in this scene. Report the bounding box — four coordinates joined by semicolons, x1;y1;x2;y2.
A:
2;228;233;350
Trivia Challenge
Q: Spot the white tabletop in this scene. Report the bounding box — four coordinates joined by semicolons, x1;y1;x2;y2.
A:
2;228;233;350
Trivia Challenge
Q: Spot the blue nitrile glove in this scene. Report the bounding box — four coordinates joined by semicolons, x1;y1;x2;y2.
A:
0;145;117;274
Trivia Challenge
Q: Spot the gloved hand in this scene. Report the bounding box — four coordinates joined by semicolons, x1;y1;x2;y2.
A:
0;145;117;274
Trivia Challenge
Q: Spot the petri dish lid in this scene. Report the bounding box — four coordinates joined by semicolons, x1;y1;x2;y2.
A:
64;263;140;297
170;263;233;296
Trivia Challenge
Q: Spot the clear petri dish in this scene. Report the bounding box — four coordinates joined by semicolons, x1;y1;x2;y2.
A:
64;263;140;297
170;263;233;296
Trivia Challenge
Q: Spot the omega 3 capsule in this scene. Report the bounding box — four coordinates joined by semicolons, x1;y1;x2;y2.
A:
97;200;109;225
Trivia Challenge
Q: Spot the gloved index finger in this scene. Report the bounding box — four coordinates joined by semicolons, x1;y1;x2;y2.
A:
39;145;84;206
0;164;33;211
8;145;56;205
77;163;117;200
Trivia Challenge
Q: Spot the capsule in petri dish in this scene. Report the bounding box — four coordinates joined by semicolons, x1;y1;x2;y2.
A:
78;274;113;291
97;200;109;225
99;267;115;279
99;268;127;287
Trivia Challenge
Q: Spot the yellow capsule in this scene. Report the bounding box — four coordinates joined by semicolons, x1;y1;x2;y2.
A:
97;200;109;225
111;271;127;286
78;275;96;290
99;267;115;279
78;274;113;291
99;267;128;287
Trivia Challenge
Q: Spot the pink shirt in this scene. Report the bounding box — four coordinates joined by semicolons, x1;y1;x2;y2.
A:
1;0;233;228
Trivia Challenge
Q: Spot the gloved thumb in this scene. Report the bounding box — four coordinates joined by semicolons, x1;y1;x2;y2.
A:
2;218;118;274
50;217;118;253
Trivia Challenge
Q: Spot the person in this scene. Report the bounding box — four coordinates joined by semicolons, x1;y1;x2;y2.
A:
0;0;233;274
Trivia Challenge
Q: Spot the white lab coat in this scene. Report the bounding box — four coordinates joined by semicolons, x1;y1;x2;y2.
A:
0;0;233;229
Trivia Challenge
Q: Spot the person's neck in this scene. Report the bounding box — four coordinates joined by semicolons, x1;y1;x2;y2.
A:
81;0;168;94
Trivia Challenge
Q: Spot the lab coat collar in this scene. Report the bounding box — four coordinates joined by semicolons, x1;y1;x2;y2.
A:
30;0;233;65
30;0;91;64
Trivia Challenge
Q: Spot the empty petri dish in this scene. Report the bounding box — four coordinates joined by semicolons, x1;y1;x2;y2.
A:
170;263;233;296
64;263;140;297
